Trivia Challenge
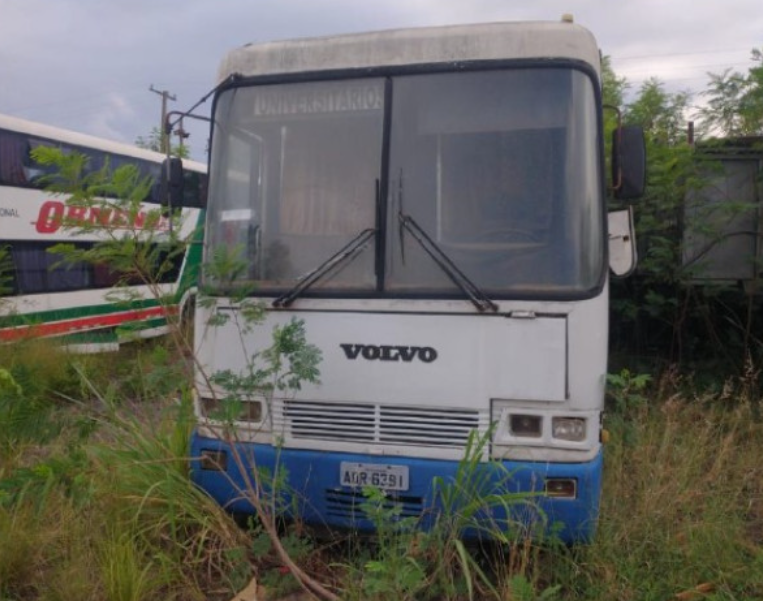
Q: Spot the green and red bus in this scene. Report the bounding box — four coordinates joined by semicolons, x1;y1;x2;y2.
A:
0;114;206;351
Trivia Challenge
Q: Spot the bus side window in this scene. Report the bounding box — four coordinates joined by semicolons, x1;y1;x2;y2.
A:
46;255;92;292
91;243;182;287
144;162;163;204
26;140;62;186
0;131;30;186
11;243;93;294
93;263;122;288
79;147;104;177
155;244;183;283
12;244;50;294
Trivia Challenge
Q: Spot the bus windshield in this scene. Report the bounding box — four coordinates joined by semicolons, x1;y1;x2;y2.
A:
206;67;603;298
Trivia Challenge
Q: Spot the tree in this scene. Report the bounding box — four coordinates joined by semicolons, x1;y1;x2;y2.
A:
625;78;691;146
604;49;763;368
602;55;630;179
602;55;629;110
603;66;709;362
697;47;763;137
618;79;693;280
135;126;190;159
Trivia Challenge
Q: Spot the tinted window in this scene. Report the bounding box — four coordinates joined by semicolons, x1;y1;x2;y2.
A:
386;69;603;295
207;79;384;288
3;241;184;296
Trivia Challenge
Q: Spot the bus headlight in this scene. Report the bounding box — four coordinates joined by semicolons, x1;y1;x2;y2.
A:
509;414;542;438
552;417;586;441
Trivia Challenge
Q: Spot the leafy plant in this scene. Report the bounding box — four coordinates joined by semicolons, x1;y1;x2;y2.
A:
0;245;14;299
135;126;191;159
334;428;562;601
0;366;61;461
606;369;652;415
355;486;428;600
199;306;333;599
503;575;561;601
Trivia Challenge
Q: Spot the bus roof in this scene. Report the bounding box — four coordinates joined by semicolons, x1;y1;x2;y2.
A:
218;20;601;83
0;113;206;172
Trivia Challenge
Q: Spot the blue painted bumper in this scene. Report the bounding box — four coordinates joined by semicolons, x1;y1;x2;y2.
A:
190;431;602;543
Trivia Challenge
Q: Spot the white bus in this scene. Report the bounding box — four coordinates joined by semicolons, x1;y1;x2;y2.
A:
191;19;644;542
0;114;207;351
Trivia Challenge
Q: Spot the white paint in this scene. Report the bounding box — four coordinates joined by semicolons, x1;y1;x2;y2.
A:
219;21;600;82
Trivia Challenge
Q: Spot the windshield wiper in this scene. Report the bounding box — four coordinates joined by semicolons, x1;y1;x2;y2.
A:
272;228;376;308
398;212;498;313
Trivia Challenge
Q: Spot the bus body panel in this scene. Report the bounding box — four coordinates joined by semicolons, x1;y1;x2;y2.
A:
190;431;603;544
193;291;607;540
195;293;606;461
199;302;569;404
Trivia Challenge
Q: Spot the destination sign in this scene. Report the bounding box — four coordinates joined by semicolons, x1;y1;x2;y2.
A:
252;82;383;117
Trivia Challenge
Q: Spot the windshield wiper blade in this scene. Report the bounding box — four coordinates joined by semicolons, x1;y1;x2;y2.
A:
398;213;498;313
272;228;376;308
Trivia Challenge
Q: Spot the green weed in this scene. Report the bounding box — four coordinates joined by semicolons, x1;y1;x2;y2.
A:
86;392;247;598
335;429;559;601
4;337;763;600
98;528;157;601
565;388;763;600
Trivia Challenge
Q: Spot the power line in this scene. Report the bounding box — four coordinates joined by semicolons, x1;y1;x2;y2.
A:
616;68;753;86
612;47;757;61
613;61;760;69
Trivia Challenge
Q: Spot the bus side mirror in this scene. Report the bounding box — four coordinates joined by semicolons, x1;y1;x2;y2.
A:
160;157;185;208
608;206;637;277
612;126;646;200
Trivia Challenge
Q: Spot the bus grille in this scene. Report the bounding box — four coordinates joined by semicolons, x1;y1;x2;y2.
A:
275;400;487;448
325;489;424;521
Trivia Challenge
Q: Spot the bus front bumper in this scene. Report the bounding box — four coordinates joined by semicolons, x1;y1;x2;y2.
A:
190;430;602;544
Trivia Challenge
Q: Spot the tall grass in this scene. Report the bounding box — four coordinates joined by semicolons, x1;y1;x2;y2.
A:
564;376;763;600
0;339;248;601
2;338;763;600
334;373;763;601
88;394;250;599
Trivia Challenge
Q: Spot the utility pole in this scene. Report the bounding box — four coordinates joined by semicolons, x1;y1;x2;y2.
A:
149;85;176;155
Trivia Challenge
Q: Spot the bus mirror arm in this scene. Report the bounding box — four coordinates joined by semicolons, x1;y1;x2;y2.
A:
163;74;236;139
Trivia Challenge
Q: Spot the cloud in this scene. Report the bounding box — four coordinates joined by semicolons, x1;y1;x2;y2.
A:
86;92;140;142
2;0;762;162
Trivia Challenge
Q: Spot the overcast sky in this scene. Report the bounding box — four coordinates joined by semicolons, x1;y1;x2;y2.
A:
1;0;761;162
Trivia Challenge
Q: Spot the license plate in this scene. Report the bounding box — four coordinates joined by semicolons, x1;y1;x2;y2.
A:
340;462;409;491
